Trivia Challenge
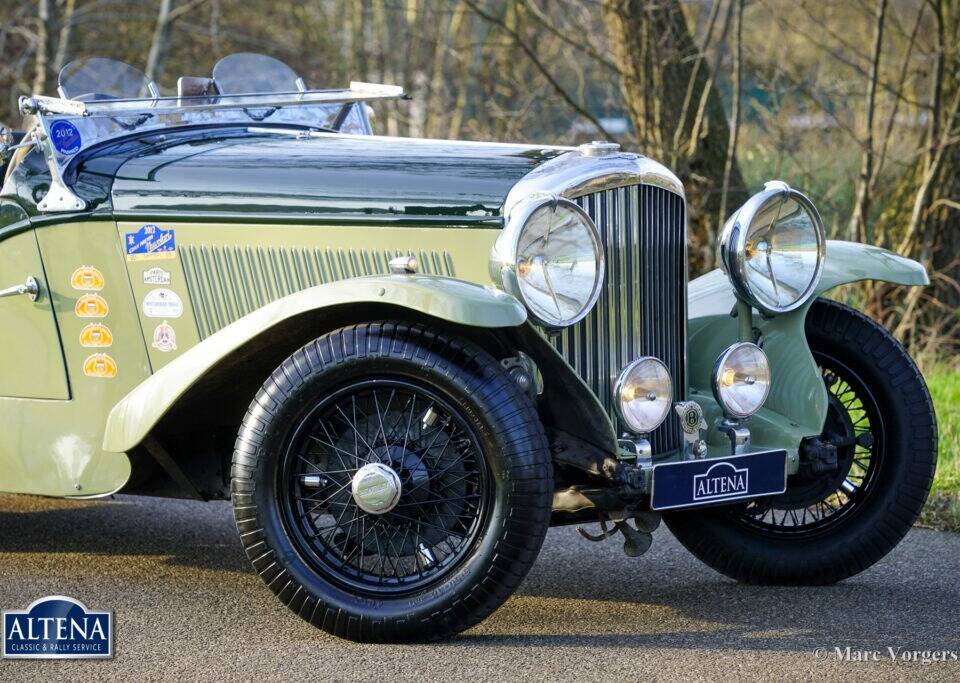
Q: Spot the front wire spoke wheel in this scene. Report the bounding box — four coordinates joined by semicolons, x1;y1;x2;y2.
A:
733;353;883;537
279;379;490;594
232;323;552;641
663;300;937;586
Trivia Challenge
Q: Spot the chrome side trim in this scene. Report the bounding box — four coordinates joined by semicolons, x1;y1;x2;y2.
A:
503;151;685;222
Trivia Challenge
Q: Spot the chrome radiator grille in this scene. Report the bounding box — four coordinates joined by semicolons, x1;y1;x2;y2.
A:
554;184;686;454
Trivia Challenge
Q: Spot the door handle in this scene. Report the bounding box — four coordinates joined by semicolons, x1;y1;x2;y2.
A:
0;276;39;302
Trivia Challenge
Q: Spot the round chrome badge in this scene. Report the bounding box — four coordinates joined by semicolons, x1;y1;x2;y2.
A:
351;463;402;515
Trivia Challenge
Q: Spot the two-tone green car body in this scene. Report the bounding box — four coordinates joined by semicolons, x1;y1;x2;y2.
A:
0;54;937;642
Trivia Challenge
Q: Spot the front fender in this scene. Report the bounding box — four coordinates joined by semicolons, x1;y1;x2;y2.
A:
103;275;526;453
687;240;927;469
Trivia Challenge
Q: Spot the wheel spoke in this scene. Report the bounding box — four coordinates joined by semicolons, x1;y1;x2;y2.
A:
280;379;489;592
738;357;883;535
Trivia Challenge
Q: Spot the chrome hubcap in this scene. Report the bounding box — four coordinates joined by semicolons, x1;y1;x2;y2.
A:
351;462;401;514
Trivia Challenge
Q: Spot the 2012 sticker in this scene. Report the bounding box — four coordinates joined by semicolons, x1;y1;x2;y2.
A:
49;120;82;156
82;353;118;379
125;225;176;261
70;265;105;291
142;288;183;318
74;294;109;318
79;323;113;348
151;321;177;352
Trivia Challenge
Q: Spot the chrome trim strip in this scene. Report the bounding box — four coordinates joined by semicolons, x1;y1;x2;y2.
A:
20;81;406;117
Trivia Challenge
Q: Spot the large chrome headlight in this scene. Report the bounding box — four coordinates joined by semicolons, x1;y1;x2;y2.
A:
491;196;605;327
712;342;771;418
718;181;825;315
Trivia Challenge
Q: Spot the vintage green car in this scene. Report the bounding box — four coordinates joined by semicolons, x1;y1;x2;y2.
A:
0;54;937;642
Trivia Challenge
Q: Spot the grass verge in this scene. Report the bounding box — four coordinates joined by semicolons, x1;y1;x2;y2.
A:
917;368;960;532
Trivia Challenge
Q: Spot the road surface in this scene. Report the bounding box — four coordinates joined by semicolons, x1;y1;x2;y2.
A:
0;493;958;681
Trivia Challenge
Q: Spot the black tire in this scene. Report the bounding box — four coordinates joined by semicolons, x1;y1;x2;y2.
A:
665;299;937;584
231;323;552;642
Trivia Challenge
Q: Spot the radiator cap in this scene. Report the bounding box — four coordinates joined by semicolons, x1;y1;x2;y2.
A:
578;140;621;157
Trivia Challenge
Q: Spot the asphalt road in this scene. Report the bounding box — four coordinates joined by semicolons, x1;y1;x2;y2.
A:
0;493;958;682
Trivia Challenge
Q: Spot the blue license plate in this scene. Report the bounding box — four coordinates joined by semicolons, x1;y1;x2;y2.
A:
651;450;787;511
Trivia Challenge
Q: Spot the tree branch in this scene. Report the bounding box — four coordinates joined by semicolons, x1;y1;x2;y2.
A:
718;0;743;228
462;0;616;143
847;0;886;243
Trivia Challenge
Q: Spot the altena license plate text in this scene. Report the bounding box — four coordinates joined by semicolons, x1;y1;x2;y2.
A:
650;450;788;511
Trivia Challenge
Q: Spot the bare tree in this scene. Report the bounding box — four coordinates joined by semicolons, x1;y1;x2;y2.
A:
601;0;748;270
847;0;887;244
31;0;55;95
718;0;743;231
146;0;209;85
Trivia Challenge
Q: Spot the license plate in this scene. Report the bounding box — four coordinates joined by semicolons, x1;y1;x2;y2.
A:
650;450;787;511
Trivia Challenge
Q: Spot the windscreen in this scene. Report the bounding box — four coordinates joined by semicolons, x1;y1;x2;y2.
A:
212;53;302;95
58;58;154;101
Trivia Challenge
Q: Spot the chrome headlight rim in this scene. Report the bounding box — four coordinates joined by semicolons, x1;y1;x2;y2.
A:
711;342;772;419
614;356;674;434
490;195;605;328
718;180;826;315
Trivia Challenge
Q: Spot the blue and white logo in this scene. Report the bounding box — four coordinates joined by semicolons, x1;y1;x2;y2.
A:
693;461;749;502
125;224;177;260
49;120;83;156
3;595;112;659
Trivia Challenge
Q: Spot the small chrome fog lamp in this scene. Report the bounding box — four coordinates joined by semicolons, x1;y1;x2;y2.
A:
712;342;771;419
614;357;673;433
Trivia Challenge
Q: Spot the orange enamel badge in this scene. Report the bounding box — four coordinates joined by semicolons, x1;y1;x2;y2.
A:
82;353;118;379
79;323;113;348
70;265;105;291
75;294;109;318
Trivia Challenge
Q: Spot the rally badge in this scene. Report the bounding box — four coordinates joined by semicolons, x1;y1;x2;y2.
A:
125;224;176;261
142;266;172;285
151;321;177;352
79;323;113;348
142;288;183;318
70;266;104;291
83;353;118;379
74;293;109;318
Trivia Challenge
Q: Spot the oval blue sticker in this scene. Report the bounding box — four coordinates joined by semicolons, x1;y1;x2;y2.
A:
49;120;82;156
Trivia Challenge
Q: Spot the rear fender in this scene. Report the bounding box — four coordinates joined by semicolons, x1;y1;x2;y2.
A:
687;240;928;470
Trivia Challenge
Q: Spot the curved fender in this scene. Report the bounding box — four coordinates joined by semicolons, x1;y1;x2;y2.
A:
103;275;526;453
687;240;928;469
